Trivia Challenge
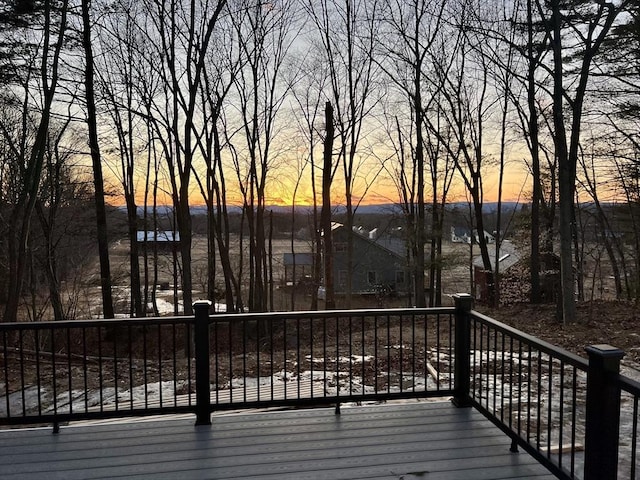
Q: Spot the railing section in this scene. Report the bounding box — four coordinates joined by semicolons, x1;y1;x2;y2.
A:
465;308;639;480
202;306;456;412
0;306;456;426
0;315;196;426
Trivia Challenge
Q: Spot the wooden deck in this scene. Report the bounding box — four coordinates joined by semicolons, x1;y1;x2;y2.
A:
0;401;556;480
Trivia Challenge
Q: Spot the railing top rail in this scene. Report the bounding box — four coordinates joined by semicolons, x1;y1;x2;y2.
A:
207;306;455;323
0;315;194;331
470;309;589;370
618;372;640;397
0;307;455;331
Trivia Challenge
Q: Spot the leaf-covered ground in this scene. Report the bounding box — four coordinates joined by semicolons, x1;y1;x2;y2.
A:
483;301;640;366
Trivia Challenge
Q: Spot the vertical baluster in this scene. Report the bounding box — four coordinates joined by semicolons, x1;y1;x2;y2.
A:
67;327;73;415
297;316;301;401
35;329;41;417
3;331;9;418
374;314;379;396
361;314;365;400
631;396;638;480
127;325;133;409
570;367;577;478
83;327;89;413
172;322;177;408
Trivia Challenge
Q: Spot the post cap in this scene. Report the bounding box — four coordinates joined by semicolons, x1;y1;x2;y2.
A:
585;344;625;360
453;293;473;299
452;293;473;311
192;300;213;309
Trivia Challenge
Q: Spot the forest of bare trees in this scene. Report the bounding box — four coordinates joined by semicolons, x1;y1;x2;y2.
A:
1;0;640;323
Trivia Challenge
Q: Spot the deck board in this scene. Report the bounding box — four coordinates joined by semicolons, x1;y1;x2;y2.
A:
0;401;556;480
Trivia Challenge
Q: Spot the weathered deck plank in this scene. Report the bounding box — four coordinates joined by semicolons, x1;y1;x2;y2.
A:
77;378;319;413
0;401;556;479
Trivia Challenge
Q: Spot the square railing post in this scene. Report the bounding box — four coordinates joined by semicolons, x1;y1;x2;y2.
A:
584;344;624;480
452;293;472;408
194;300;212;426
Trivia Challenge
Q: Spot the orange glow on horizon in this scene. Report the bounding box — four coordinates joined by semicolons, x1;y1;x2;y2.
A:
106;156;533;209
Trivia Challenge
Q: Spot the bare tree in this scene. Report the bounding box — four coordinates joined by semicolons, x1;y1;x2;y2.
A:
321;101;335;309
82;0;119;319
230;0;300;312
1;0;70;322
464;0;520;306
377;0;449;307
34;119;73;321
536;0;628;322
305;0;380;307
93;0;150;317
290;57;329;310
137;0;227;315
191;12;243;313
578;140;624;299
425;6;498;306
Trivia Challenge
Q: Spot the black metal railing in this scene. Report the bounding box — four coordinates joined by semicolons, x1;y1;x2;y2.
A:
453;300;640;480
192;301;457;421
0;315;197;426
0;301;457;426
619;375;640;480
464;309;589;479
0;295;638;480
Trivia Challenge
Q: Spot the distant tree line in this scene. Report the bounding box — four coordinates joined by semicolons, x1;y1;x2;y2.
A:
1;0;640;322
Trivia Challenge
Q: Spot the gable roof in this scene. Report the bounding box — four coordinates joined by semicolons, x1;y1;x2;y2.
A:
332;223;406;261
136;231;180;243
472;241;520;271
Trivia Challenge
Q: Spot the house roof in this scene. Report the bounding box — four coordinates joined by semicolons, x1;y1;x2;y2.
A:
472;241;520;271
453;226;494;240
452;227;471;238
331;223;406;260
136;231;180;243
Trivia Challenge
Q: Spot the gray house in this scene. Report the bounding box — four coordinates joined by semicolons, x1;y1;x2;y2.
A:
328;224;410;296
135;231;180;253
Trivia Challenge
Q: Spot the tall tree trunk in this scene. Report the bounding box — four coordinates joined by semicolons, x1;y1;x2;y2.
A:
35;202;64;320
206;198;217;303
268;210;274;311
4;0;69;322
290;203;296;310
321;102;335;309
549;0;575;323
126;195;143;317
177;199;193;315
414;82;426;308
82;0;114;318
527;0;542;304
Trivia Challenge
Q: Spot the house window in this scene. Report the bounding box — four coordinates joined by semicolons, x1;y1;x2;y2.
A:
338;270;347;286
335;242;347;253
367;271;377;285
396;270;406;285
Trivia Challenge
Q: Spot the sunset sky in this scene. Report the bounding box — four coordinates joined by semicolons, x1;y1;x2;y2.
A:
113;148;533;209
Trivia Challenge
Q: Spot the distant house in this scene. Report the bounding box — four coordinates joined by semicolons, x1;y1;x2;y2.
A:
283;252;315;286
451;227;472;244
451;226;495;245
326;224;410;296
473;243;520;303
136;231;180;253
